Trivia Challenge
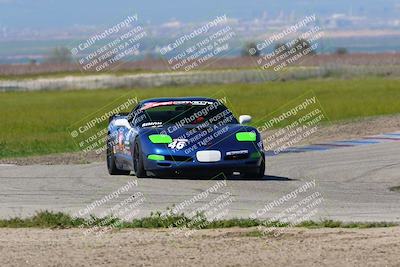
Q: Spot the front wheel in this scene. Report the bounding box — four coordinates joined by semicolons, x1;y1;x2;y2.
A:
242;155;265;179
255;157;265;178
133;139;147;178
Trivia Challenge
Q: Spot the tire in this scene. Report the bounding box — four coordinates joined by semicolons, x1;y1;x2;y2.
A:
255;156;266;179
133;139;147;178
106;137;130;175
242;155;265;179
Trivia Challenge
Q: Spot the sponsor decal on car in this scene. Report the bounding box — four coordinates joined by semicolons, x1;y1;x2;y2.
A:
226;150;248;156
140;101;214;110
142;121;163;127
168;139;189;150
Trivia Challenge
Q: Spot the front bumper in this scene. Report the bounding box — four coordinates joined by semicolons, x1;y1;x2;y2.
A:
143;150;264;176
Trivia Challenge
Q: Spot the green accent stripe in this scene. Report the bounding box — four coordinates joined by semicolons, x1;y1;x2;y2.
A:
147;154;165;161
236;132;256;142
148;134;173;144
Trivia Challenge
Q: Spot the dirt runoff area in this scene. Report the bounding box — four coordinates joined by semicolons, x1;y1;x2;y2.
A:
0;227;399;267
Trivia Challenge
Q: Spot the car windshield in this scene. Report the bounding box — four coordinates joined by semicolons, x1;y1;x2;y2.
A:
133;101;238;127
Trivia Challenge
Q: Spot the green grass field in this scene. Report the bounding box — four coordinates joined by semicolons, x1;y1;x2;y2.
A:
1;77;400;158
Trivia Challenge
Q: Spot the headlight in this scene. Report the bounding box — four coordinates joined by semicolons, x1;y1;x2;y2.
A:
236;132;256;142
148;134;173;144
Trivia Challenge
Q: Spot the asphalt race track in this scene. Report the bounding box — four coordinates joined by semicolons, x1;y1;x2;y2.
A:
1;141;400;222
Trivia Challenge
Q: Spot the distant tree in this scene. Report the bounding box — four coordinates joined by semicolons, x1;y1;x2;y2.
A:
335;47;348;55
46;47;72;64
241;42;260;57
292;38;316;55
28;58;37;65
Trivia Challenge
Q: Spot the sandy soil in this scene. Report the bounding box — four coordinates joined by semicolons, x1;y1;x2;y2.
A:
1;114;400;166
0;227;399;267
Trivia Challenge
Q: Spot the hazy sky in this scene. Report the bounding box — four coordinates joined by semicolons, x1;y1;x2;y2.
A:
0;0;399;29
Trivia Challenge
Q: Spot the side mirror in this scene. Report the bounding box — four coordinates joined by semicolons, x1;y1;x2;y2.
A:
239;115;252;124
113;118;132;129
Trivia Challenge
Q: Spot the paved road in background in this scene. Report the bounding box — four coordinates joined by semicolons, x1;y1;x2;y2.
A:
1;142;399;222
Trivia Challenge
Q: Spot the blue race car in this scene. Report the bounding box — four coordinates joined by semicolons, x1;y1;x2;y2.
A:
106;97;265;178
